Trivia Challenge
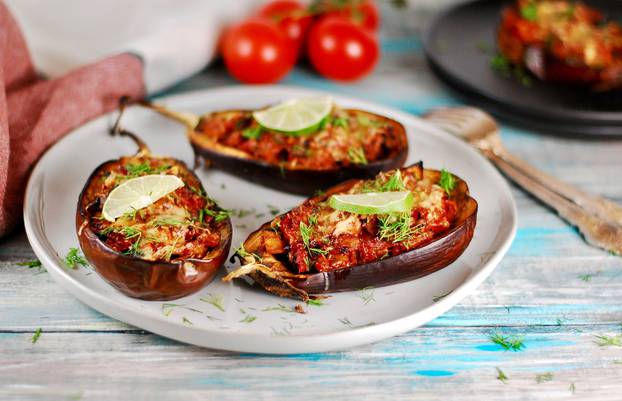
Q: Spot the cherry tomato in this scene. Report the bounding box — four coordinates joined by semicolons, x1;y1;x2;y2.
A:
315;0;380;32
307;17;379;81
258;0;313;56
222;19;295;84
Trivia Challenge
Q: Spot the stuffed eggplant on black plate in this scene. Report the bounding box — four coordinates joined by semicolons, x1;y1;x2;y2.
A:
223;163;477;301
140;97;408;195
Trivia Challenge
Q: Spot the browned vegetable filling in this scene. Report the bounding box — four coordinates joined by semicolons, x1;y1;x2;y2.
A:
195;107;405;170
499;1;622;71
267;165;458;274
84;156;226;262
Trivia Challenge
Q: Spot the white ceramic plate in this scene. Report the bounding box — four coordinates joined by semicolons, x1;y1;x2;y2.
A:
24;85;516;354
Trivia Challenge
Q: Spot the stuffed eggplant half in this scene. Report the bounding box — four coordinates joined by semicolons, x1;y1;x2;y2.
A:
498;0;622;90
140;98;408;195
76;121;232;301
223;163;477;301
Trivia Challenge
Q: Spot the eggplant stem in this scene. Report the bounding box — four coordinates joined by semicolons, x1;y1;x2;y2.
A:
111;97;151;156
137;99;200;129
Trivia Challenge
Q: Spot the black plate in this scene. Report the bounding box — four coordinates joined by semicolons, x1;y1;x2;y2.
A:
423;0;622;137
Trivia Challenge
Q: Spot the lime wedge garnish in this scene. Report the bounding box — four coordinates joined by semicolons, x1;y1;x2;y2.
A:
328;191;414;215
252;97;333;135
102;174;184;222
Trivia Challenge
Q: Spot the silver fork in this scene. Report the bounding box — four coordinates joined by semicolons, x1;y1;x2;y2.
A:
423;107;622;255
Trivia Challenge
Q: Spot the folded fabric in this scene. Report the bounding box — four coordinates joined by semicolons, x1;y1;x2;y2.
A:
6;0;260;92
0;3;145;237
0;0;263;237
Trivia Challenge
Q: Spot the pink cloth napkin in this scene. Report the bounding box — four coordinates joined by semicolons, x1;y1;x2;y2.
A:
0;2;145;237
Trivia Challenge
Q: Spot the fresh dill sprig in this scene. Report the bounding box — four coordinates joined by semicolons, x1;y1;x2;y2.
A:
381;170;405;192
150;218;185;227
489;332;525;351
357;286;376;305
496;367;508;383
594;334;622;347
267;204;280;216
121;226;141;239
347;147;368;165
31;328;42;344
439;169;456;195
377;213;418;243
239;315;257;323
200;293;225;312
299;221;313;250
535;372;554;383
125;163;170;178
64;248;88;269
203;208;231;222
17;260;42;268
262;304;298;313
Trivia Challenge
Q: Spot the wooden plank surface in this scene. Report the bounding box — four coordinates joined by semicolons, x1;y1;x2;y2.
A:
2;2;622;400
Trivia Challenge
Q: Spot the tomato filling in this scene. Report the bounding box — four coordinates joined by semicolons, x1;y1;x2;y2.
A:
84;156;225;262
195;107;405;170
272;166;458;273
498;0;622;73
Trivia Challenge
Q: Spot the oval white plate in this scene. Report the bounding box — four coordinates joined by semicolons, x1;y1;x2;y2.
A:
24;85;516;354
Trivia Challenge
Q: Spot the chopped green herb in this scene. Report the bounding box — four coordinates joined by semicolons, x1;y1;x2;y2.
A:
121;226;141;239
536;372;554;383
348;147;368;165
150;218;185;227
267;204;280;216
204;208;231;222
569;382;576;394
520;2;538;21
578;272;600;282
357;286;376;305
489;332;525;351
338;317;353;326
240;315;257;323
594;334;622;347
262;304;297;313
378;214;419;243
310;247;329;255
496;367;509;383
307;299;324;306
182;316;193;325
299;221;313;251
381;170;405;192
201;293;225;312
125;163;170;178
17;260;42;268
332;116;348;128
121;208;138;220
31;328;42;344
64;248;88;269
242;126;263;140
314;189;326;197
356;114;383;127
439;169;456;194
490;54;511;75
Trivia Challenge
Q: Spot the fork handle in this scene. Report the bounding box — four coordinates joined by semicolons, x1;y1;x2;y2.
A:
487;152;622;254
491;148;622;226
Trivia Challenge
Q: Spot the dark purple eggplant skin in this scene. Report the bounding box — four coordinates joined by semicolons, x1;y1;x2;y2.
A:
225;163;477;300
76;159;232;301
190;110;408;196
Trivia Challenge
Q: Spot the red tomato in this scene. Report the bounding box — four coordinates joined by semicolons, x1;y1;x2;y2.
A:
316;0;380;32
258;0;313;56
307;17;379;82
222;19;295;84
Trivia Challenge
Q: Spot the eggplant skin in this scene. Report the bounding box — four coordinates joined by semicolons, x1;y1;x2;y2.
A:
224;163;478;301
76;160;232;301
189;110;408;196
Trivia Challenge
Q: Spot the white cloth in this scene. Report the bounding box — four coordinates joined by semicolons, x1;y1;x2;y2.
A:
6;0;262;93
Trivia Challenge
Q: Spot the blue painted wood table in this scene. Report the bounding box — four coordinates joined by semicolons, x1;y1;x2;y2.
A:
2;3;622;400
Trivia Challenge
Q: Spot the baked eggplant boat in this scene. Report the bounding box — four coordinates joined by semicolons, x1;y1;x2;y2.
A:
138;98;408;195
497;0;622;90
76;113;232;301
223;163;477;300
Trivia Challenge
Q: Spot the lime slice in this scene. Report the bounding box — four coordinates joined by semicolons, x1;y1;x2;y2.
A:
328;191;414;215
102;174;184;222
252;97;333;135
